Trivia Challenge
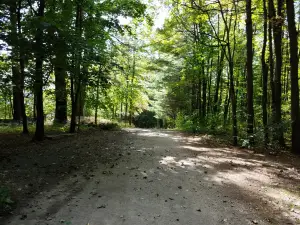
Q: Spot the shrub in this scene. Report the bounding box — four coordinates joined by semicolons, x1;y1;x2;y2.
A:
175;112;196;132
133;110;157;128
98;122;120;130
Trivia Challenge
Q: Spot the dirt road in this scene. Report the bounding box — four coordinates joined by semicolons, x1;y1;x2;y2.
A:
2;129;300;225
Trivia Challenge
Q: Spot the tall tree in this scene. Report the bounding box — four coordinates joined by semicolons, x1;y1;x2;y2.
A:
17;0;29;134
33;0;45;141
268;0;276;138
271;0;285;146
246;0;254;145
54;37;67;123
261;0;269;146
70;2;83;133
9;0;22;121
286;0;300;154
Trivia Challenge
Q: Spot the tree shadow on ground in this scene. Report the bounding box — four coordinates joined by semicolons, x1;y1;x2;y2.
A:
0;129;127;223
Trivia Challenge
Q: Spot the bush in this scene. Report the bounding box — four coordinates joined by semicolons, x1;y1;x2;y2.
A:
175;112;196;132
98;122;120;130
133;110;157;128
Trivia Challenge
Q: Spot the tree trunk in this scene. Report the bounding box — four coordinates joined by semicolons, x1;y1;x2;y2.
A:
70;74;76;132
213;50;224;113
198;75;202;118
223;88;230;127
33;0;45;141
202;61;207;119
229;60;238;146
272;0;285;147
207;59;212;115
54;39;67;123
262;0;269;146
125;73;129;123
246;0;254;145
17;0;28;134
120;102;123;120
268;0;276;137
70;3;83;133
218;0;238;146
286;0;300;154
9;1;22;121
94;70;100;125
129;50;136;126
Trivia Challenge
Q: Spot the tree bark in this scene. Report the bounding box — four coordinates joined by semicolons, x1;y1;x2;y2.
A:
286;0;300;154
246;0;254;145
272;0;285;146
262;0;269;146
217;0;238;145
268;0;276;136
198;73;202;118
9;1;22;121
17;0;28;134
202;61;207;119
207;59;212;115
94;70;100;125
129;50;136;126
33;0;45;141
213;50;224;113
70;2;83;133
54;38;67;123
223;87;230;127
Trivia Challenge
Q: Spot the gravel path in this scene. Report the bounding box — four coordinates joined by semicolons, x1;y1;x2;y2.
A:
3;129;299;225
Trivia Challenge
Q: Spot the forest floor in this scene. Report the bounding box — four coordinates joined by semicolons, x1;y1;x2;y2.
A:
1;128;300;225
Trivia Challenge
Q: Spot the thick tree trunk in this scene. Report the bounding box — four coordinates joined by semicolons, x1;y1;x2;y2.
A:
246;0;254;145
262;0;269;146
76;83;86;117
286;0;300;154
33;0;45;141
272;0;285;147
54;39;67;123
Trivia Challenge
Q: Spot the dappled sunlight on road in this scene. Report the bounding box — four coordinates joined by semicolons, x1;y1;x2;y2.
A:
124;129;300;223
139;129;300;224
126;128;183;141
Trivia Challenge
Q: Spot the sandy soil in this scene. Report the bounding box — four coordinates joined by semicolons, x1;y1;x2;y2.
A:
1;128;300;225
